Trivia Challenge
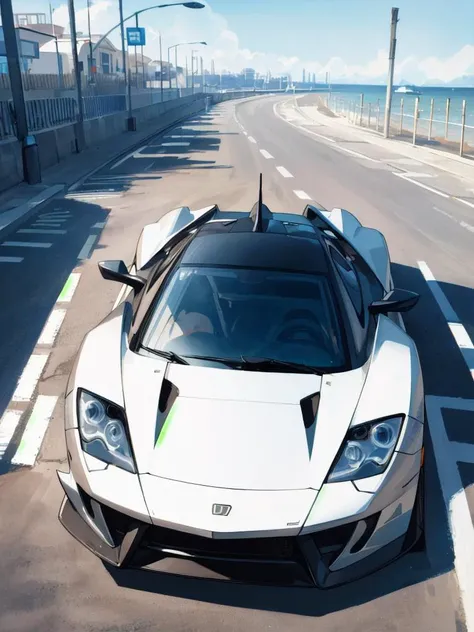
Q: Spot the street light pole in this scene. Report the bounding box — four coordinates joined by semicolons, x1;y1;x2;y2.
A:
117;0;135;131
0;0;41;183
383;7;399;138
49;2;63;90
159;32;164;102
68;0;86;150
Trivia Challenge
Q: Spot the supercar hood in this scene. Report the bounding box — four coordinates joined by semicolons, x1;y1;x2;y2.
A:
122;355;324;490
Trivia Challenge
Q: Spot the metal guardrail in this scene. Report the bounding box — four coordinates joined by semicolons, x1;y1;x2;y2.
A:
327;93;474;158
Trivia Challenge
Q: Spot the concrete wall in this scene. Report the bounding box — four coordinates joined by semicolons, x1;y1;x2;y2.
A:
0;91;252;193
0;138;23;191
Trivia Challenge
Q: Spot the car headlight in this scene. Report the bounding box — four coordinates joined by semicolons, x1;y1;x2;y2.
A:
327;416;403;483
78;390;135;473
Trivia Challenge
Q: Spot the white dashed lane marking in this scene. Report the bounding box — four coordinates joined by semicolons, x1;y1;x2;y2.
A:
1;241;52;249
418;260;474;380
0;256;23;263
260;149;274;159
276;166;294;178
12;354;50;402
0;411;23;458
18;229;67;235
38;309;67;346
78;235;97;260
248;136;257;143
293;190;311;200
11;396;58;467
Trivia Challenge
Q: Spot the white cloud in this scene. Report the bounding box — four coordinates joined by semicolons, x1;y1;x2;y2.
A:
52;1;473;84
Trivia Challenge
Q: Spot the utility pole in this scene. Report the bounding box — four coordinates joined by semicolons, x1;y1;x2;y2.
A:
68;0;86;150
1;0;41;182
118;0;135;130
49;2;63;89
383;7;399;138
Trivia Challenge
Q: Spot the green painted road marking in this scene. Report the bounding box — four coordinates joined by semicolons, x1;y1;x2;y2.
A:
156;402;178;448
57;272;81;302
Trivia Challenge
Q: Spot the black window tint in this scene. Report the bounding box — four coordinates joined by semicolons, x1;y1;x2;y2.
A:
330;248;363;316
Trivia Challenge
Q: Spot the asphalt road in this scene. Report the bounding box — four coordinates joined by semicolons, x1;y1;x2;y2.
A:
0;95;473;632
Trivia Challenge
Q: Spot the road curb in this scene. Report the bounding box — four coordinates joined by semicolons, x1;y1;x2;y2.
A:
0;184;66;242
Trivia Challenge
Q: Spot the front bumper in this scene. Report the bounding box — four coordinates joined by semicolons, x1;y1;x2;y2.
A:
58;470;423;589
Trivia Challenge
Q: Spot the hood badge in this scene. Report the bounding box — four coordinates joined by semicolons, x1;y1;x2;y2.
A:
212;503;232;516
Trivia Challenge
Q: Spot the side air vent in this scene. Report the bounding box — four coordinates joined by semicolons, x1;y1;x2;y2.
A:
300;393;320;429
156;379;179;445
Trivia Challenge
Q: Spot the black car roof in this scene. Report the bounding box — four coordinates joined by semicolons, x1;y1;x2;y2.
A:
181;230;329;274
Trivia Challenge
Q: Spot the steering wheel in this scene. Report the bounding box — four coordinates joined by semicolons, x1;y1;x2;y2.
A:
273;316;330;350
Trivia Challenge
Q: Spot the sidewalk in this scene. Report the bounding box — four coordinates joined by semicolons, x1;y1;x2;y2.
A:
294;97;474;185
0;102;208;241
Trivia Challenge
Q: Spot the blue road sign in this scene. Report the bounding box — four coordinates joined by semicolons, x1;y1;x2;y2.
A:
126;27;146;47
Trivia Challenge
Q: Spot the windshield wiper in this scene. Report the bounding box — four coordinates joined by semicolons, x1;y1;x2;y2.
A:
240;356;323;375
140;346;189;365
184;354;238;367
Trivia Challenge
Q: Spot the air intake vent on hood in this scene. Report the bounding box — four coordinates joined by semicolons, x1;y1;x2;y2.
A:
300;393;320;429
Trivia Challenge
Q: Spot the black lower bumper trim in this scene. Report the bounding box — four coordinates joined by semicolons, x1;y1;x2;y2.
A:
58;473;423;589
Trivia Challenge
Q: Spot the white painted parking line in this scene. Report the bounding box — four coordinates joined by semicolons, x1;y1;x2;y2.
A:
18;228;66;235
57;272;81;302
11;395;58;467
248;136;257;143
260;149;274;159
78;234;97;260
161;142;191;147
12;354;49;402
0;256;23;263
336;145;380;163
32;223;63;228
39;212;71;218
38;309;67;346
393;172;449;198
399;171;435;178
418;261;474;379
65;193;122;200
276;166;294;178
92;222;106;229
294;190;311;200
1;241;52;248
0;410;23;459
111;147;146;170
164;135;197;138
426;395;474;632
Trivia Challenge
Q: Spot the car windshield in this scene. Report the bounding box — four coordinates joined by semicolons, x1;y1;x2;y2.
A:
140;265;346;371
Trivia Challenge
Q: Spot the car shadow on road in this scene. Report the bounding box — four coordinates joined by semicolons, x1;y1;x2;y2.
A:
106;263;472;616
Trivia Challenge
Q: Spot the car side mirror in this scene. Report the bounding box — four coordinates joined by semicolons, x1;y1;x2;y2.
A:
98;260;145;293
369;288;419;315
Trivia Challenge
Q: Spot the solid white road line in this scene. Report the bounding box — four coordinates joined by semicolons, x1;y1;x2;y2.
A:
243;131;248;136
78;234;97;260
460;221;474;233
260;149;274;159
57;272;81;302
426;395;474;632
336;145;380;163
248;136;257;143
276;166;294;178
272;101;337;143
38;309;67;346
393;172;449;198
11;395;58;467
418;261;474;379
12;354;49;402
451;441;474;464
65;193;122;200
456;198;474;209
111;147;146;170
0;410;23;459
293;190;311;200
398;171;435;178
161;142;190;146
1;241;52;248
0;256;23;263
92;222;106;229
18;228;66;235
164;135;197;139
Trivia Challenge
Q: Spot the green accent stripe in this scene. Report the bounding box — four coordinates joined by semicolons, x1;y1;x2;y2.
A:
155;402;178;448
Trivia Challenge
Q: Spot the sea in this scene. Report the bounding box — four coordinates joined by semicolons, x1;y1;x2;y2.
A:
325;84;474;143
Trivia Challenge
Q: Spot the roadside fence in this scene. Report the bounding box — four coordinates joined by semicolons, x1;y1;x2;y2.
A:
326;94;474;159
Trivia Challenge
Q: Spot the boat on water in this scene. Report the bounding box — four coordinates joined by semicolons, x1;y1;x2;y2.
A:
394;85;422;95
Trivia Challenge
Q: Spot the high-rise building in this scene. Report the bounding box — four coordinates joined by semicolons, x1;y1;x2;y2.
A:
302;68;306;83
211;59;215;75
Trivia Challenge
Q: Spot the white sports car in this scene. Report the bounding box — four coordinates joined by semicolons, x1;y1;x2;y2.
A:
58;179;424;588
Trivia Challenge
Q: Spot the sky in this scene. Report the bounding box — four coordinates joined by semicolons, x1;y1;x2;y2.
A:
9;0;474;84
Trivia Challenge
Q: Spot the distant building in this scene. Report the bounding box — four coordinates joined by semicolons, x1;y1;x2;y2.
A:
241;67;255;87
302;68;305;83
